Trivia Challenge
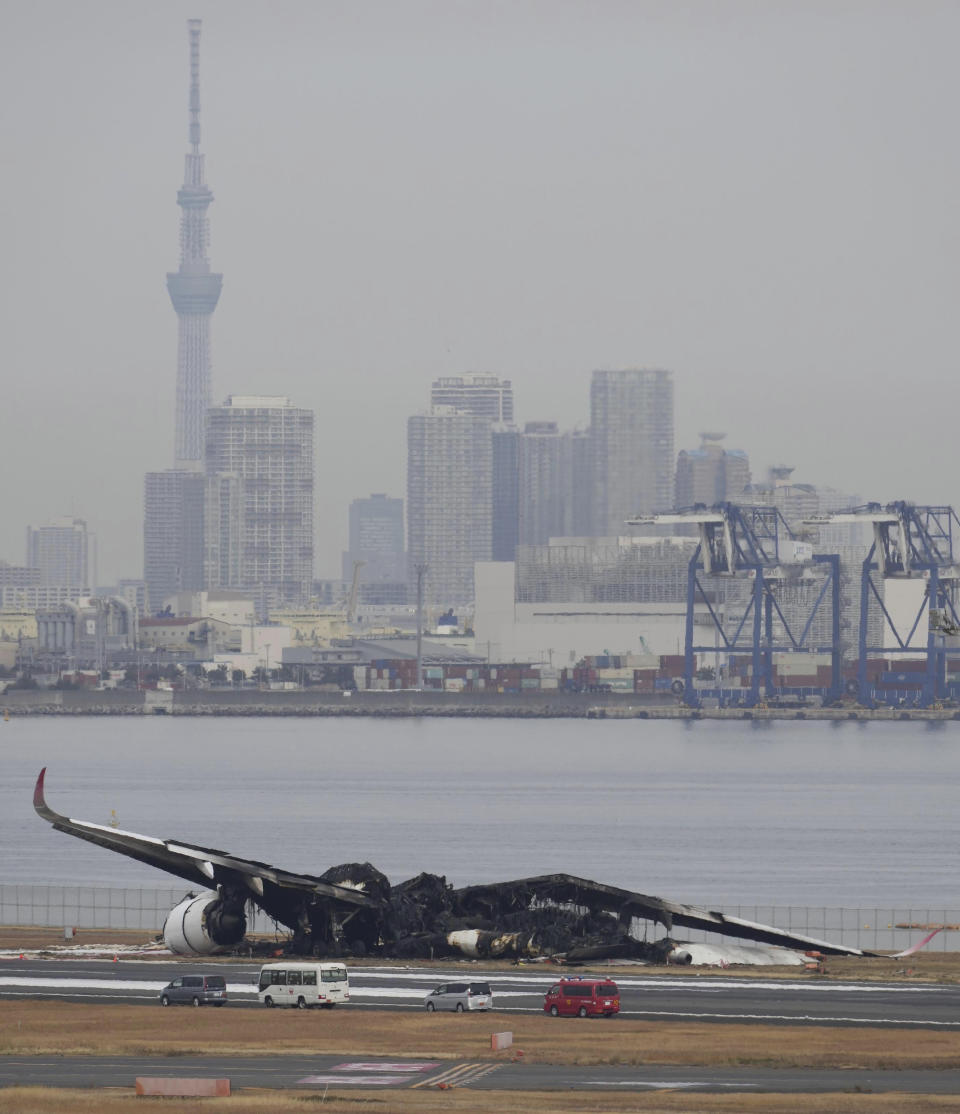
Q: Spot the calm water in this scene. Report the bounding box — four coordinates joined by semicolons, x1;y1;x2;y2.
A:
2;716;958;908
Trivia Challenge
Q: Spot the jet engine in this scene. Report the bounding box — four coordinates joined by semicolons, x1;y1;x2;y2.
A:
445;928;534;959
162;890;247;955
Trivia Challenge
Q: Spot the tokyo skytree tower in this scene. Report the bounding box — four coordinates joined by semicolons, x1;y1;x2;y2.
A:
167;19;222;467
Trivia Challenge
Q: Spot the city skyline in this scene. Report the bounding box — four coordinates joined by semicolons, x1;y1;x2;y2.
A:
2;1;958;583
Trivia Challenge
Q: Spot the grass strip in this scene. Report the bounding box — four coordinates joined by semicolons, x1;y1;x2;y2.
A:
3;1086;960;1114
4;1001;960;1071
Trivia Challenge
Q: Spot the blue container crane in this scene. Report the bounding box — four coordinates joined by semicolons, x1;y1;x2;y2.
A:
628;504;842;709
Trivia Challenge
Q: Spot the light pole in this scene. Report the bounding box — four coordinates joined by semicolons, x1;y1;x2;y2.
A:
263;643;271;690
413;563;428;690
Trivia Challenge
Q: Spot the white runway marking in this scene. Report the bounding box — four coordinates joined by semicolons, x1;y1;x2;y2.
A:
3;974;957;1027
332;1062;439;1072
354;968;951;995
626;1008;960;1027
586;1081;759;1089
298;1074;411;1086
0;977;436;1000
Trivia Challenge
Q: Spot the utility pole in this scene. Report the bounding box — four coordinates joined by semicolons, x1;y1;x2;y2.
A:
414;564;428;690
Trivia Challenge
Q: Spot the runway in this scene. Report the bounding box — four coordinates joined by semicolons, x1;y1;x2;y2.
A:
4;1052;960;1095
3;956;960;1028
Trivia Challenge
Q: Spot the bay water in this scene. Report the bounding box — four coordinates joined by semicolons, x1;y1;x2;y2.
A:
1;715;958;910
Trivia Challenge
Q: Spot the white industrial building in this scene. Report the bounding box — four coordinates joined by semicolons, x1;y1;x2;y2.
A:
474;561;706;664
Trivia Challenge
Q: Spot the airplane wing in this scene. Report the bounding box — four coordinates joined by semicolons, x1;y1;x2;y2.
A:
454;873;874;958
33;767;376;909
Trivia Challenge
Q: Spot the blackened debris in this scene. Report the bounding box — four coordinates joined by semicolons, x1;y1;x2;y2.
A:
31;771;872;963
286;868;869;960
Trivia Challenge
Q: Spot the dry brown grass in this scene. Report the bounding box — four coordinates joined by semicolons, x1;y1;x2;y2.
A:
3;1001;960;1072
0;926;158;953
3;1087;960;1114
4;1002;960;1113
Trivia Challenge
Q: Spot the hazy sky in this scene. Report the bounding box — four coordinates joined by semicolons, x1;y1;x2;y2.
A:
2;1;957;583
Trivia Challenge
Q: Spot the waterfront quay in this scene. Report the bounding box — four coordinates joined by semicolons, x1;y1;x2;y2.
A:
2;689;958;722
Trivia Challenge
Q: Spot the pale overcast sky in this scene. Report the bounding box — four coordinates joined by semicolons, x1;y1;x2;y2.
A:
2;0;957;582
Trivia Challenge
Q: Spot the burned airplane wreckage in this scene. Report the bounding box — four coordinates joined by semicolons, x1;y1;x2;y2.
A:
34;768;870;961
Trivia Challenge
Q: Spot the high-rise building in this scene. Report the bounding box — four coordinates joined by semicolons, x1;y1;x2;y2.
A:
492;427;523;565
590;369;674;534
675;433;751;508
491;425;520;562
143;471;205;613
343;494;406;602
167;19;222;467
519;422;564;547
25;517;92;590
492;423;589;558
204;471;244;592
0;564;41;589
205;396;314;607
746;466;820;528
430;375;514;423
559;428;593;537
407;407;492;605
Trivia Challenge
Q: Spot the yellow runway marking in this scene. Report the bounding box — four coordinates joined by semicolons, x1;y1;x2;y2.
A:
411;1062;502;1089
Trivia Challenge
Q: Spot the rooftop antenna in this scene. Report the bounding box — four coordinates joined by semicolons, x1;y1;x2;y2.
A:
188;18;202;153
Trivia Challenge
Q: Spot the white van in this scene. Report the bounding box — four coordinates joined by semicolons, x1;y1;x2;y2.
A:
257;962;350;1009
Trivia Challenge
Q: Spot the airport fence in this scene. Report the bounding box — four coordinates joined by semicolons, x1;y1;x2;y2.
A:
677;905;960;955
0;885;276;937
1;885;958;954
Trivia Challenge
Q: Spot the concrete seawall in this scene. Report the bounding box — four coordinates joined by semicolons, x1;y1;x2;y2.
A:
1;688;957;722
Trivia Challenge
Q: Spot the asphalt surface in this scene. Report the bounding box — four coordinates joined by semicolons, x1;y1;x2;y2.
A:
5;957;960;1094
3;957;960;1029
5;1053;960;1094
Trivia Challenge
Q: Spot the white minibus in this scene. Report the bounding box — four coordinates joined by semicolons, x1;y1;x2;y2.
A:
257;962;350;1009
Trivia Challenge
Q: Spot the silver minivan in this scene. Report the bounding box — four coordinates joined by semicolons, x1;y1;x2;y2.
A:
423;981;493;1012
159;973;227;1007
